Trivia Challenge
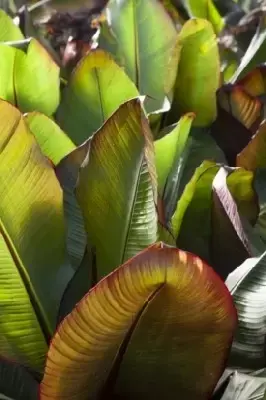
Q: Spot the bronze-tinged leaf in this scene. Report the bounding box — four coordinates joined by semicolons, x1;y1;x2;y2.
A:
237;121;266;171
237;66;266;98
217;85;262;131
40;242;237;400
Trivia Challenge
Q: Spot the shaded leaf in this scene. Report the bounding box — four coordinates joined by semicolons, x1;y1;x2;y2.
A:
237;121;266;171
211;167;251;280
40;242;237;400
218;85;262;130
0;99;73;369
155;113;194;196
0;357;38;400
56;49;139;145
24;112;76;166
55;141;90;269
231;15;266;82
168;18;220;126
226;251;266;369
76;98;158;279
237;66;266;98
253;168;266;245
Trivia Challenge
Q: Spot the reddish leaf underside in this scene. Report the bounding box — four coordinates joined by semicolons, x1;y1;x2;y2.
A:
40;243;237;400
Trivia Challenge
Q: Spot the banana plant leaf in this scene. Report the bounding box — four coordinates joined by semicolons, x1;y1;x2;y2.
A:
220;371;266;400
237;66;266;98
40;242;237;400
76;98;158;279
56;49;139;145
0;357;38;400
217;85;262;131
230;15;266;82
99;0;179;114
155;112;194;207
237;121;266;171
168;18;220;126
253;169;266;245
226;251;266;369
0;9;24;41
183;0;224;34
24;112;76;166
55;140;91;269
0;99;73;371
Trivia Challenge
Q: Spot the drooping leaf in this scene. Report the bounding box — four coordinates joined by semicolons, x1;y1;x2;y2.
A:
24;112;75;166
0;357;38;400
76;98;158;279
226;251;266;369
211;167;251;280
184;0;225;34
237;121;266;171
0;99;73;370
172;160;219;263
168;18;220;126
220;371;266;400
56;49;139;145
155;113;194;196
217;85;262;130
99;0;179;113
230;15;266;82
40;242;237;400
55;141;91;269
0;9;24;41
14;38;60;115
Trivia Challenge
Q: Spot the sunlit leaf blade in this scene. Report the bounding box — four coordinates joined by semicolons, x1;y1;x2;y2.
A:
0;44;16;104
230;16;266;82
56;49;139;145
237;121;266;171
218;86;262;130
155;113;194;196
220;371;266;400
40;242;237;400
237;66;266;98
168;18;220;126
76;99;158;279
100;0;178;113
226;251;266;369
55;141;90;269
172;161;219;264
14;39;60;115
211;167;251;280
0;99;73;343
0;9;24;41
24;112;75;166
184;0;225;34
0;357;38;400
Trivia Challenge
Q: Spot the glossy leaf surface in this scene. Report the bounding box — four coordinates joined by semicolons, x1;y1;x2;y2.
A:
237;121;266;171
76;99;158;279
56;50;139;145
185;0;224;34
40;242;237;400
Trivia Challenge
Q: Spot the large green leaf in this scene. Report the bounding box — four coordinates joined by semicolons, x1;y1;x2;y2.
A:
0;99;73;370
24;112;76;166
168;18;220;126
99;0;178;113
0;358;38;400
14;38;60;116
226;251;266;369
76;98;158;279
40;243;237;399
56;49;139;145
184;0;225;34
0;9;24;41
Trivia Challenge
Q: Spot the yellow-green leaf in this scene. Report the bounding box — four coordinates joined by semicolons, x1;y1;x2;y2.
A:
76;98;158;279
185;0;224;34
